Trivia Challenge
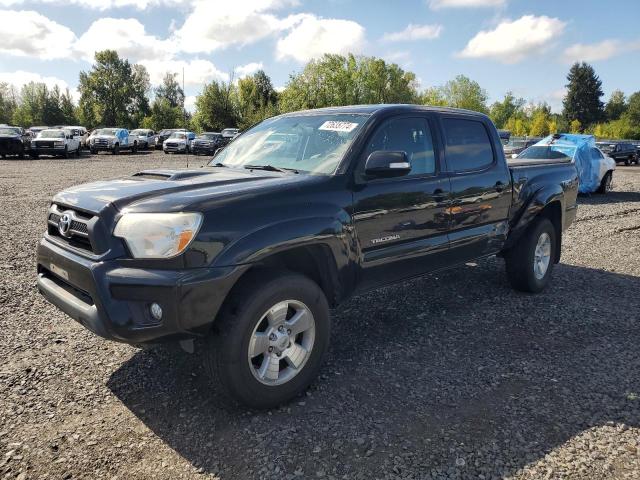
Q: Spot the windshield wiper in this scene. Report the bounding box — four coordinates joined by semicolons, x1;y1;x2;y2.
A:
208;162;227;168
244;164;299;174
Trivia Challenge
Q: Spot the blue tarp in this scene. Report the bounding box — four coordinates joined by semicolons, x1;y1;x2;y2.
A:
533;134;599;194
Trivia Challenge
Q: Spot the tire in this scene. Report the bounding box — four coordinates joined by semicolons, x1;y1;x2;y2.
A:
90;148;97;155
113;144;120;155
132;142;138;154
596;171;613;194
204;270;330;409
75;146;81;158
625;156;632;166
505;217;556;293
63;147;69;159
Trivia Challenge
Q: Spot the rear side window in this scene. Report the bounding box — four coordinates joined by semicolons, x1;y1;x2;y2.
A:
442;118;494;172
365;117;436;176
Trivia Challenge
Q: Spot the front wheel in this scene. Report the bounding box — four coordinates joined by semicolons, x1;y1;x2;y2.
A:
113;144;120;155
204;271;330;409
597;171;613;194
132;142;138;153
505;217;556;293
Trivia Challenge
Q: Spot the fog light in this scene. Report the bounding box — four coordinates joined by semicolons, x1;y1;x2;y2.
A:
150;303;163;321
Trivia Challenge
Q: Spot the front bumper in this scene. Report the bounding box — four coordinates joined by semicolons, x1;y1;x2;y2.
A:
164;144;187;152
33;147;66;156
37;237;246;344
90;144;113;151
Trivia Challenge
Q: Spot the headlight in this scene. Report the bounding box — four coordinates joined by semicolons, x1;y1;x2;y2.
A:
114;213;203;259
54;141;64;147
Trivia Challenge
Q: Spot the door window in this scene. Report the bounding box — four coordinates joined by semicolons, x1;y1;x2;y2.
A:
442;118;494;172
364;117;436;176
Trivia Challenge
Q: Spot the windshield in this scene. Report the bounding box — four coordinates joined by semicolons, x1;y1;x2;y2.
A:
198;133;219;140
0;127;19;135
221;128;238;137
210;114;367;175
38;129;65;138
94;128;118;136
517;145;576;160
169;132;187;139
131;129;145;135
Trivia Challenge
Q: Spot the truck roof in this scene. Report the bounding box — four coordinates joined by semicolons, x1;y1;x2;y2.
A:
280;104;491;119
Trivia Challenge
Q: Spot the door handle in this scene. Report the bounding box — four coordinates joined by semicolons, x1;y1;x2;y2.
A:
494;181;506;192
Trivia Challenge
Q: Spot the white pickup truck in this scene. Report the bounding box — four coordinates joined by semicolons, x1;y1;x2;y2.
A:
88;128;138;155
30;128;81;159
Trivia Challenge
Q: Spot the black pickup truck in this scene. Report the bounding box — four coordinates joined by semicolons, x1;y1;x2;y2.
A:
37;105;579;408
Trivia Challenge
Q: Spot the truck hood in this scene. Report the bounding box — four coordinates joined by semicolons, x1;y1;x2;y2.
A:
91;135;117;140
52;167;302;214
34;137;65;141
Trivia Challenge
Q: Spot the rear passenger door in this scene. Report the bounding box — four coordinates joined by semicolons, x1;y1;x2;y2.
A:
439;116;512;262
352;114;452;290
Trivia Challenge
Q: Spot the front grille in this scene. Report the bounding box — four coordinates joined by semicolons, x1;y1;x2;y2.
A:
94;139;110;147
47;206;96;254
36;141;54;148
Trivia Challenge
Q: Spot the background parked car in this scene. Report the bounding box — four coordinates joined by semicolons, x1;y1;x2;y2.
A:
219;128;240;146
503;137;542;157
191;132;223;155
89;128;138;155
0;125;30;158
130;129;156;149
597;141;638;165
30;128;80;159
27;126;47;137
64;126;89;149
155;129;180;149
163;131;195;153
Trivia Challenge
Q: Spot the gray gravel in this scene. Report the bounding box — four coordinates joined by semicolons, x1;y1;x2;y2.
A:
1;151;639;480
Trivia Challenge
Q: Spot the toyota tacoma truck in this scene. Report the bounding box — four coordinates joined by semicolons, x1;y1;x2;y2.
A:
36;105;579;408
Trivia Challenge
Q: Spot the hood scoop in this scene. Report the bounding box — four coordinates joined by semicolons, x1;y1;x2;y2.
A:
132;169;213;181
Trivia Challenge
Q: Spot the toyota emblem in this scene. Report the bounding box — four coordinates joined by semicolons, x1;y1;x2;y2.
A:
58;213;72;237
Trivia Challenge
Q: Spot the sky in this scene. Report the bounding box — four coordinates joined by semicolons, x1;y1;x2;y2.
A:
1;0;639;113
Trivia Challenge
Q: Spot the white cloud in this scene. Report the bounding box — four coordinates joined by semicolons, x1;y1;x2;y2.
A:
276;14;365;63
173;0;297;53
458;15;566;63
140;59;228;87
75;18;174;62
235;62;264;78
0;10;76;59
562;39;640;63
382;24;442;42
429;0;505;8
0;0;190;10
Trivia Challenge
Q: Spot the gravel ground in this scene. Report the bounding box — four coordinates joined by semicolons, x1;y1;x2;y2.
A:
1;151;639;480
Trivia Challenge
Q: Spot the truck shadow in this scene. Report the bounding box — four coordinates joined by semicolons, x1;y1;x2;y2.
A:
578;190;640;205
107;260;640;479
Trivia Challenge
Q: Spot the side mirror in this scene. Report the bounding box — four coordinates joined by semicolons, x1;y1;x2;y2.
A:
364;151;411;178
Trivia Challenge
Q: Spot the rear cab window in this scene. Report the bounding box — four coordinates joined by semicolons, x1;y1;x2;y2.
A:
442;118;494;172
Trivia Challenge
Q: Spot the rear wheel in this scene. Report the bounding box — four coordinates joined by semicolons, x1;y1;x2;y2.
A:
63;146;69;159
625;156;632;166
204;271;330;409
505;217;556;293
596;171;613;194
132;142;138;153
113;144;120;155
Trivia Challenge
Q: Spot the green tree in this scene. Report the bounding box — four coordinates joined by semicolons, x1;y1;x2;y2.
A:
489;92;525;129
423;75;488;113
0;83;17;124
570;119;582;133
235;70;279;130
279;54;418;112
155;72;185;108
142;97;183;131
60;89;77;125
192;79;238;132
78;50;149;128
604;89;627;121
562;62;604;130
627;91;640;126
527;103;551;137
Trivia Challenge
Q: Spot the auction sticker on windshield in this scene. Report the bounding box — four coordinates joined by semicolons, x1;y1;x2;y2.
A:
318;121;359;133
